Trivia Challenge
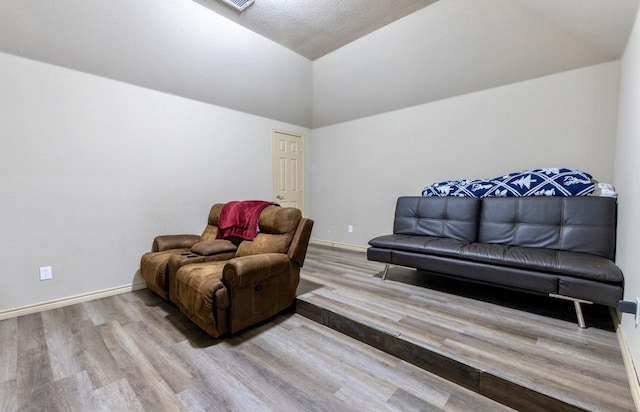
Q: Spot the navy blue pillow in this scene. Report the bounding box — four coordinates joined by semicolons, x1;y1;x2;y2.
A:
422;168;595;197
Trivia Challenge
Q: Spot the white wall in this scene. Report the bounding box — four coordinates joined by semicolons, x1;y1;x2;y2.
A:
311;61;620;247
0;52;310;311
312;0;624;128
0;0;313;127
614;5;640;390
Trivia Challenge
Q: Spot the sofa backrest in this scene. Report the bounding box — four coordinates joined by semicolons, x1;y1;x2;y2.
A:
478;196;617;259
393;196;481;242
235;205;302;257
200;203;225;241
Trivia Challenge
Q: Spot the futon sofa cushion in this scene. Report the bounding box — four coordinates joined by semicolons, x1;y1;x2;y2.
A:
394;196;480;242
368;235;622;283
479;197;616;259
369;235;470;257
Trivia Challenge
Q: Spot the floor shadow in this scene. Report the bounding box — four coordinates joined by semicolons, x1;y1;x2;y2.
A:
221;306;299;347
376;266;615;332
132;289;220;348
296;277;324;296
137;288;300;348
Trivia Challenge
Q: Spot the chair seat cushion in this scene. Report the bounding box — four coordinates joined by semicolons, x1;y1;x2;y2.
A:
140;248;190;299
171;261;228;332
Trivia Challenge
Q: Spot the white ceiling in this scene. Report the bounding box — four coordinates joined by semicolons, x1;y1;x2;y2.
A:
0;0;638;127
193;0;437;60
312;0;640;126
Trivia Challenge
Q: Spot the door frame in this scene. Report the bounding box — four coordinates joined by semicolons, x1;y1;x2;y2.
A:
271;129;304;214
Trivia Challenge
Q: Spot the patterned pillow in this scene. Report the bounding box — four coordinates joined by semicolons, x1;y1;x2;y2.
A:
422;168;595;197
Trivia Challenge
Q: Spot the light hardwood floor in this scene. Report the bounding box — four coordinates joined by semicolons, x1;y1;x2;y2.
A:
297;245;636;411
0;244;635;411
0;257;512;411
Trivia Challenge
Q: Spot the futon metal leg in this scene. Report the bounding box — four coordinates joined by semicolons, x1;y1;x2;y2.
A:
382;264;389;281
549;293;591;328
574;301;586;329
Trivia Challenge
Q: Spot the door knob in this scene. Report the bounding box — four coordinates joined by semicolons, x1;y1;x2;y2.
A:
276;195;284;200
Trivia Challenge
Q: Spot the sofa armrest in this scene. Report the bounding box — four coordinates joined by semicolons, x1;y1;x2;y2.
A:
152;234;201;252
222;253;291;289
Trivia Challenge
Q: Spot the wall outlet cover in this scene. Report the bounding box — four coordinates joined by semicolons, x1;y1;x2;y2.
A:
40;266;52;281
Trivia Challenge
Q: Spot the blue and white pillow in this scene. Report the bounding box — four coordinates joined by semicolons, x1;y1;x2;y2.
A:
422;168;595;197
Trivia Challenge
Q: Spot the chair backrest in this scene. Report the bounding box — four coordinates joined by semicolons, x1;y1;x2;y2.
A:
200;203;313;264
200;203;225;241
235;206;302;257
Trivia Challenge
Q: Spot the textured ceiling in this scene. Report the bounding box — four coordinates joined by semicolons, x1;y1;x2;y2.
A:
193;0;437;60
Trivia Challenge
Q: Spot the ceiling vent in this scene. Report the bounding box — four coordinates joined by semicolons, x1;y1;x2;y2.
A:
218;0;254;12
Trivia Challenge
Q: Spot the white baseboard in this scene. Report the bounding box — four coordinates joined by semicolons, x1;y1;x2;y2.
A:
0;281;148;321
310;238;368;253
611;309;640;410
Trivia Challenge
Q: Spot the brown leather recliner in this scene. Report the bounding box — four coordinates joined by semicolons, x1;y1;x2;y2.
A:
139;204;237;300
141;203;314;338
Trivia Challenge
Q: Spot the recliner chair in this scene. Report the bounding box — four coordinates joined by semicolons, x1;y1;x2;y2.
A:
139;203;237;300
140;203;313;337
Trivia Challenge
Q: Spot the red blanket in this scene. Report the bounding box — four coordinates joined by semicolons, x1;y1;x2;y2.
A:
216;200;277;240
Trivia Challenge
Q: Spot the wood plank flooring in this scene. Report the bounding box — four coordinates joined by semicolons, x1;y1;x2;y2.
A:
0;244;635;411
297;245;636;412
0;273;511;411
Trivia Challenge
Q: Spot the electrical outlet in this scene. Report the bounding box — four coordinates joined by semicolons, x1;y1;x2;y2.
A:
636;297;640;327
348;225;353;233
39;266;52;281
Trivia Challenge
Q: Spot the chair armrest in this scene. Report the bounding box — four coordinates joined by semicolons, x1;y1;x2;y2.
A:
152;234;201;252
288;218;314;266
222;253;291;289
190;239;237;256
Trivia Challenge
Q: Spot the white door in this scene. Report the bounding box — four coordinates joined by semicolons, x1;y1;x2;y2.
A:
272;130;304;213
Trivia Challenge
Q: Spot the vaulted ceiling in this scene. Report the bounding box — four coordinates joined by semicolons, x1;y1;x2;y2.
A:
0;0;638;128
193;0;437;60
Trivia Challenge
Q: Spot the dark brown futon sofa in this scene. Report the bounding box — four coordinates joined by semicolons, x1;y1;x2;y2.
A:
367;196;623;327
